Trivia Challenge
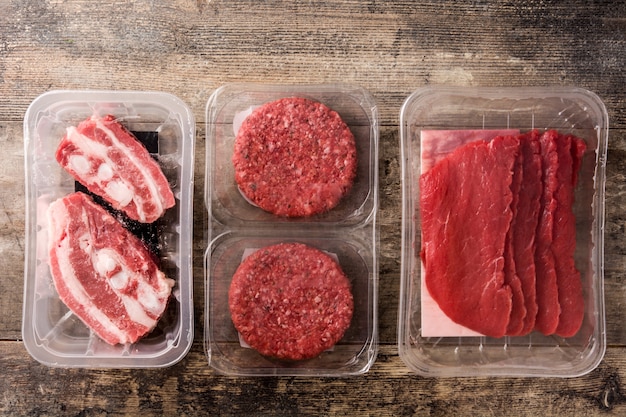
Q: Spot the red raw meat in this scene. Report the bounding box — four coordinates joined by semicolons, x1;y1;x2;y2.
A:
533;131;561;335
420;129;586;338
420;129;520;173
55;115;175;223
232;97;357;217
47;192;174;345
503;134;526;335
229;242;353;360
420;135;519;338
511;131;543;335
553;134;586;337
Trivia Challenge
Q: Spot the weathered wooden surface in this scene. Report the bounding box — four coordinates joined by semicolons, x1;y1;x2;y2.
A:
1;0;626;415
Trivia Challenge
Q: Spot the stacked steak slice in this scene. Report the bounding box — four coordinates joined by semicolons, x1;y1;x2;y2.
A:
420;130;586;338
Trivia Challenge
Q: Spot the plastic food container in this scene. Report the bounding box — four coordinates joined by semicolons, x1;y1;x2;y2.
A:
205;83;379;376
22;90;195;368
398;86;608;377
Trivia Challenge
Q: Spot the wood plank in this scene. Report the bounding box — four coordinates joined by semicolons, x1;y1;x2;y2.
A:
1;342;625;416
0;121;26;338
1;1;625;415
0;1;623;126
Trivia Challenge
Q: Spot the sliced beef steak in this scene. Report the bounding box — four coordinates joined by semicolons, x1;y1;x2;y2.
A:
420;129;586;338
534;131;562;335
504;134;527;335
420;129;520;173
47;192;174;345
55;115;175;223
553;134;586;337
420;135;519;338
511;131;543;335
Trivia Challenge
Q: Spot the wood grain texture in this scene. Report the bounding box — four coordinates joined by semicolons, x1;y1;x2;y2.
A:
1;343;625;416
0;1;624;126
1;0;625;415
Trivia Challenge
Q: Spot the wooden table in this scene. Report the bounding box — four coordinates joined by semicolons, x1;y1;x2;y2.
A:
1;1;625;415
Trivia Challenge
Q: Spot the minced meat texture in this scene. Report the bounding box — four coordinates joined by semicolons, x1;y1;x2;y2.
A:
228;242;354;360
232;97;357;217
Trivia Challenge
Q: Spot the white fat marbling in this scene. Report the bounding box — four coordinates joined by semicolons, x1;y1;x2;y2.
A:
69;155;91;175
109;270;129;290
97;163;114;181
95;250;117;276
105;181;133;207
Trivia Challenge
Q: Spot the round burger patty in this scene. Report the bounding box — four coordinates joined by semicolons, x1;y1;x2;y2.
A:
232;97;357;217
228;242;354;360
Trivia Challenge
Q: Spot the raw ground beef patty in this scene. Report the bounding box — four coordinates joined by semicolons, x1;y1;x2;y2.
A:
232;97;357;217
228;242;354;360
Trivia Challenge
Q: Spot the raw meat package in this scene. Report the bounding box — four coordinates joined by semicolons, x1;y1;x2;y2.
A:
23;90;195;368
207;84;377;228
399;86;607;378
228;243;353;360
205;84;379;377
47;192;174;345
232;97;357;217
419;130;585;339
55;114;175;223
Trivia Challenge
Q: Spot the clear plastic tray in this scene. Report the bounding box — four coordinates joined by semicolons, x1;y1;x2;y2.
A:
205;83;378;228
22;90;195;368
398;86;608;377
204;83;379;376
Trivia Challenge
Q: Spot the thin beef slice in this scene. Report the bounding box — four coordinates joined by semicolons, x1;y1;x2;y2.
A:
511;130;543;335
553;133;586;337
534;131;561;335
503;135;526;335
420;129;520;172
420;135;519;338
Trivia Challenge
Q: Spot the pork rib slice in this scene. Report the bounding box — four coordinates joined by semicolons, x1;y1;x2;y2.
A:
47;192;175;345
55;114;175;223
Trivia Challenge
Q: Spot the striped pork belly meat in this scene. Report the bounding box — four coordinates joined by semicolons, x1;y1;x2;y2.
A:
47;192;174;345
55;114;175;223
